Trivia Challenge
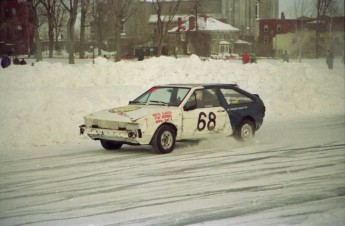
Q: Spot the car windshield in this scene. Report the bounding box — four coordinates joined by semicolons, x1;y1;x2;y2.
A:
131;87;190;106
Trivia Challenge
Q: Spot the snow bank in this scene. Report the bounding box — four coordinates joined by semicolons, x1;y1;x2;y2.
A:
0;56;344;149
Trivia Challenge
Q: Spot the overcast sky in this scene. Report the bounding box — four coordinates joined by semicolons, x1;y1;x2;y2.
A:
279;0;344;18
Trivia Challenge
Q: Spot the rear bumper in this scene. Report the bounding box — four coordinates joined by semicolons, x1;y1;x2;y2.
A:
79;125;141;144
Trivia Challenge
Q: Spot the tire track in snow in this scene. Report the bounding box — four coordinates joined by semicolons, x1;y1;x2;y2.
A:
0;116;344;225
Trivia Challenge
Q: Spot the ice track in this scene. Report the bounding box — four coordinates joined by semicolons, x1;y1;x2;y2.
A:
0;115;344;226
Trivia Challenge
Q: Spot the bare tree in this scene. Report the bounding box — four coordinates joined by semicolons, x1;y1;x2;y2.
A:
187;0;212;57
108;0;138;62
290;0;311;62
79;0;91;59
39;0;59;58
189;0;202;31
60;0;80;64
315;0;331;57
92;1;110;57
326;1;340;49
151;0;181;56
53;2;66;52
32;0;46;62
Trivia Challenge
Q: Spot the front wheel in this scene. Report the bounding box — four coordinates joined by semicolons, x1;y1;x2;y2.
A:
236;120;255;141
152;125;176;154
100;140;123;150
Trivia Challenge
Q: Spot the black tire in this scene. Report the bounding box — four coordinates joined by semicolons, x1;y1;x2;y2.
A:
152;125;176;154
100;140;123;150
236;119;255;141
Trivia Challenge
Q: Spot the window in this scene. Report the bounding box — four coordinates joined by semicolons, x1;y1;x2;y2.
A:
221;33;224;39
220;89;253;105
133;87;190;106
264;36;268;43
4;8;9;18
12;8;16;16
121;20;125;35
219;44;229;54
320;38;325;44
186;89;221;109
255;0;260;19
180;33;186;41
277;24;281;32
264;25;268;32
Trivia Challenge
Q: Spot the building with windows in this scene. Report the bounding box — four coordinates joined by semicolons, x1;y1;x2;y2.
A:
145;0;278;56
221;0;279;44
257;16;344;58
0;0;34;55
168;16;239;56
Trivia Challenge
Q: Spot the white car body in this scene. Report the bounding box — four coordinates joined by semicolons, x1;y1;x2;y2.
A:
82;86;232;146
80;83;265;153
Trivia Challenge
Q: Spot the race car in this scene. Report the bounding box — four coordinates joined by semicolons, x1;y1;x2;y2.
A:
79;84;265;154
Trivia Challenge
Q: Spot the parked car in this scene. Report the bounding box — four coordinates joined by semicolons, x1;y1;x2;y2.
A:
80;84;265;154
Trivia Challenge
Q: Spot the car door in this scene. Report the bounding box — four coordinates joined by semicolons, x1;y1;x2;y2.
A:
218;87;256;130
181;88;230;139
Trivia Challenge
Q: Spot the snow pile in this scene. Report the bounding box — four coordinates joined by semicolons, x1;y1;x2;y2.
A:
0;55;344;149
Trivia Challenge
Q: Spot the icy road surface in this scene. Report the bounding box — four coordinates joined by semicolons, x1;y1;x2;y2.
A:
1;115;344;226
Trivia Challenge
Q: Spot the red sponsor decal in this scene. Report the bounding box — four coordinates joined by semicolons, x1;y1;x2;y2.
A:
152;111;172;123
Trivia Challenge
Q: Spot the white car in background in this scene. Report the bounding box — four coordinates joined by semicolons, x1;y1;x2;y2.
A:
80;84;265;154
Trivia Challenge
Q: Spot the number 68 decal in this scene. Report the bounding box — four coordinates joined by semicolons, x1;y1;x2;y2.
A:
197;112;216;131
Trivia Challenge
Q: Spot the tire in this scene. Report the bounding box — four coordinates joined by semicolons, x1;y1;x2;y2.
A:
100;140;123;150
236;120;255;141
152;125;176;154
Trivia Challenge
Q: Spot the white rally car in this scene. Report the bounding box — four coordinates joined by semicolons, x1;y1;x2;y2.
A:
80;84;265;154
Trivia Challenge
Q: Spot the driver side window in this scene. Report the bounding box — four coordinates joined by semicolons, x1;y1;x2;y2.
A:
184;92;197;110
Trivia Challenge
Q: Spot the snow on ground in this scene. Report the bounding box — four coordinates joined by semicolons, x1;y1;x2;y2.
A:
0;55;344;226
0;55;344;149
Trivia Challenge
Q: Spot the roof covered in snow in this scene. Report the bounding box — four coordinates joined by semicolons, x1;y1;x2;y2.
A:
169;16;240;33
148;14;222;23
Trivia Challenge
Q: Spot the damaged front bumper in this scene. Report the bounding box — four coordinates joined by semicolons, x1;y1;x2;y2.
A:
79;124;142;144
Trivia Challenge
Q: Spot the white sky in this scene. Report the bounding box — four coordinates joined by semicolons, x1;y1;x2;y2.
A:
279;0;345;18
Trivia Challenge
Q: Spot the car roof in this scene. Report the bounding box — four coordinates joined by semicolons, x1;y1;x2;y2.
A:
156;83;238;88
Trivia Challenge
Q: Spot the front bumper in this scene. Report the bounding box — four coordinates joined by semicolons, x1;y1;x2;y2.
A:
79;125;141;144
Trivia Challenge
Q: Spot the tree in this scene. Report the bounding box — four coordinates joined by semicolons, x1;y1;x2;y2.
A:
108;0;138;62
189;0;202;31
290;0;311;62
53;2;66;52
315;0;340;56
60;0;80;64
92;0;110;57
315;0;332;57
151;0;181;56
79;0;91;59
32;0;45;62
187;0;212;57
39;0;59;58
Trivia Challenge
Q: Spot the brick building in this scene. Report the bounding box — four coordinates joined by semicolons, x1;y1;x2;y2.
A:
0;0;34;55
256;15;345;58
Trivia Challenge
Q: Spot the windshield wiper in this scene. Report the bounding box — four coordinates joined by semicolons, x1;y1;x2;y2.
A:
149;100;169;106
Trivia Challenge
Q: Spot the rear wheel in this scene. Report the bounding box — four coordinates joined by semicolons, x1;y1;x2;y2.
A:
100;140;123;150
236;120;255;141
152;125;176;154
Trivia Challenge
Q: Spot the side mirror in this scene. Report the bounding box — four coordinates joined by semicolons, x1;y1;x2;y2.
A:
183;103;197;111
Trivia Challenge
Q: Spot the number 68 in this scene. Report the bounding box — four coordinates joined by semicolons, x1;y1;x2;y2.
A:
197;112;216;131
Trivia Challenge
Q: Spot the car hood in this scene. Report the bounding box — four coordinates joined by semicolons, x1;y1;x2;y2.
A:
85;105;173;123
